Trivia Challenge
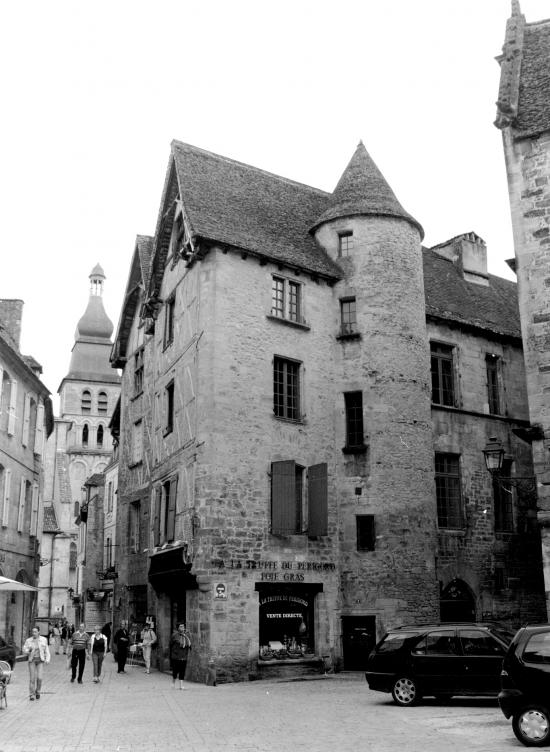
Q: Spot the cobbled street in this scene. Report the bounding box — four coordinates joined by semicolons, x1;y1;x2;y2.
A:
0;652;522;752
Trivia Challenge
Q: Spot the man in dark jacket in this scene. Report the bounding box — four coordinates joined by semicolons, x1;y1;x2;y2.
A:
101;622;112;652
169;622;191;689
113;621;129;673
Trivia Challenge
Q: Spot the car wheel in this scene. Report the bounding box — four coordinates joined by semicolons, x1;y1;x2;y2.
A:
512;705;550;747
391;676;420;707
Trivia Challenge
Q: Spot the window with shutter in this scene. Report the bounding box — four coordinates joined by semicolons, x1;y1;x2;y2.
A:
34;401;44;455
17;477;25;531
30;484;39;537
7;379;17;435
308;463;328;536
166;478;178;542
0;466;9;527
153;486;161;547
271;460;300;535
22;393;31;446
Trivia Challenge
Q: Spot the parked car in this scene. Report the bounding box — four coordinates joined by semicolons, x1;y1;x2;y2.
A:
365;622;513;706
0;636;17;669
499;625;550;747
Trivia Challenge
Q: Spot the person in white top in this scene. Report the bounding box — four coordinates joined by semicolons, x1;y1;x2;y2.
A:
89;625;108;683
140;625;157;674
22;626;50;700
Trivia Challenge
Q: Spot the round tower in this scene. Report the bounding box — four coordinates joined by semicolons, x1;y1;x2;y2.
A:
311;142;439;626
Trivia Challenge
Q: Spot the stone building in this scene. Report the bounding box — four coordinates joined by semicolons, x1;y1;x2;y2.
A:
495;1;550;616
37;266;120;627
0;299;53;648
108;140;546;682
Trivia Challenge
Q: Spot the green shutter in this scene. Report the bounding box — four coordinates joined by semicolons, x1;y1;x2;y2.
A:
308;463;328;536
166;478;177;542
271;460;296;535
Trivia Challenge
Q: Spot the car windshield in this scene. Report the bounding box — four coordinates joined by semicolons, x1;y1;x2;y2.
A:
377;632;419;653
489;626;514;645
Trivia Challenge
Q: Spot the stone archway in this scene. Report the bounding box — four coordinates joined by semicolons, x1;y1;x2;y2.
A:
440;578;476;622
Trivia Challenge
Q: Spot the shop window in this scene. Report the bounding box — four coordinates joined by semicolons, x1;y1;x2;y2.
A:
356;515;375;551
431;342;456;407
271;461;327;536
435;453;463;529
81;390;92;414
153;477;178;546
258;589;316;661
273;356;300;421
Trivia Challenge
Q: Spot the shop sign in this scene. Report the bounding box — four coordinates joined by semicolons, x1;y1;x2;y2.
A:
214;582;227;600
210;558;335;582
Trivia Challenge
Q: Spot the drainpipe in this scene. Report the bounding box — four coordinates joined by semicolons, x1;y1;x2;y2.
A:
48;534;57;618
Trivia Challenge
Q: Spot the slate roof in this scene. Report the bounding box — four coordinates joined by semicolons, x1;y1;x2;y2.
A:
43;506;59;533
171;141;341;279
496;5;550;137
423;248;521;340
136;235;154;291
310;142;423;238
516;20;550;135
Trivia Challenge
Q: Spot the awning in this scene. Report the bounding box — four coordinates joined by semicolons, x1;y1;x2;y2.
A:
0;576;38;592
148;547;197;593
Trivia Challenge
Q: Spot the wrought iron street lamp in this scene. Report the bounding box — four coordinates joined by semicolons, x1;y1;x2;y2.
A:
482;436;537;494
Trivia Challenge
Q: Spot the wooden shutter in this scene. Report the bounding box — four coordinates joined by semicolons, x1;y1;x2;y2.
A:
153;487;161;546
1;468;11;526
17;477;25;531
30;483;39;537
34;400;44;456
308;462;328;536
22;393;31;446
166;478;177;542
7;380;17;435
271;460;296;535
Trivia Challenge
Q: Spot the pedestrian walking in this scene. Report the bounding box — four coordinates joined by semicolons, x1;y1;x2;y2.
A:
170;622;191;690
22;626;50;700
69;623;90;684
113;620;129;673
89;625;108;682
61;622;68;654
101;621;112;652
47;622;53;645
52;622;61;654
141;624;157;674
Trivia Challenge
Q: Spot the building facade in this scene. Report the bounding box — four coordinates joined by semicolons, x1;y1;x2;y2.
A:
38;266;120;627
495;1;550;616
0;299;53;648
108;141;546;682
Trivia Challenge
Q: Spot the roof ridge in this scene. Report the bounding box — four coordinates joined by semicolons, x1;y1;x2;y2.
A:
171;140;330;197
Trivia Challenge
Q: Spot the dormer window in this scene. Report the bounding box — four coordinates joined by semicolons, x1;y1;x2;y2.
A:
271;276;303;324
338;231;353;257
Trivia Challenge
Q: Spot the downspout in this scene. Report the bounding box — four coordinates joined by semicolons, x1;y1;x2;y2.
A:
48;534;57;618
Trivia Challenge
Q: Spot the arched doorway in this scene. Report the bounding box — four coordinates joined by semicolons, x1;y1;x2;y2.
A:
440;579;476;622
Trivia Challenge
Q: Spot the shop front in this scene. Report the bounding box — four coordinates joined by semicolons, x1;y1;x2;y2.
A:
255;583;324;674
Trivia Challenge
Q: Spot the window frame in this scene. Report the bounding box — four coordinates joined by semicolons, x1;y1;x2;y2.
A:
431;342;456;407
343;391;365;451
81;389;92;414
338;231;353;257
164;380;175;435
435;452;464;529
163;294;176;348
356;515;376;551
339;297;358;337
273;356;301;422
270;275;304;325
134;347;144;396
486;353;501;415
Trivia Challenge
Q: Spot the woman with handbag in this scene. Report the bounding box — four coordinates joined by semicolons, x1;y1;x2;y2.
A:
22;626;50;701
141;624;157;674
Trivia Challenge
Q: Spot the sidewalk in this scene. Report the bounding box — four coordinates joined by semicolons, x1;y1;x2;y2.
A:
0;651;366;752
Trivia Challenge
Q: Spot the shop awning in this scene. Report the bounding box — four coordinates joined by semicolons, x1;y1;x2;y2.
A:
148;547;197;593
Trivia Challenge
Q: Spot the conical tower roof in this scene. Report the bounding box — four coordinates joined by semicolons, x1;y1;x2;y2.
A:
310;142;424;238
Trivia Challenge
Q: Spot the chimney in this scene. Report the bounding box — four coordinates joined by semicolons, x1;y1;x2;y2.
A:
430;232;489;286
0;299;24;350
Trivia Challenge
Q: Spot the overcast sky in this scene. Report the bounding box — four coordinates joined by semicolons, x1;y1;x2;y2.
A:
1;0;548;408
